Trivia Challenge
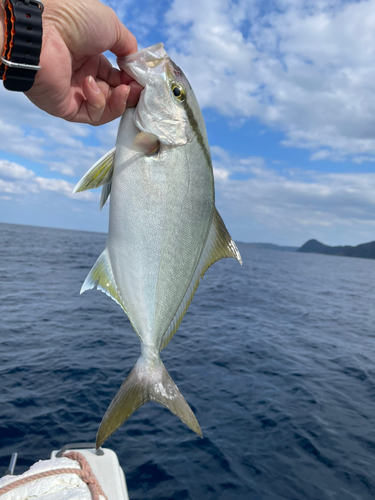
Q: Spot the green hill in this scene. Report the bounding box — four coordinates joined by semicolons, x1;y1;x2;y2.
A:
297;239;375;260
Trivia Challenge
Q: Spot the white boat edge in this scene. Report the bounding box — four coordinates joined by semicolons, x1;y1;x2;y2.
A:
50;444;130;500
0;442;129;500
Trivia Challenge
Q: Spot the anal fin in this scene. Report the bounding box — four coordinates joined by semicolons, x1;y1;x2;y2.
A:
81;248;126;312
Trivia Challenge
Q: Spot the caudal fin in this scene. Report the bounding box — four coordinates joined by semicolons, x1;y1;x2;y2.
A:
96;356;202;448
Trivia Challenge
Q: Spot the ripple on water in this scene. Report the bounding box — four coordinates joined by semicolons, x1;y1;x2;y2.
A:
1;225;375;499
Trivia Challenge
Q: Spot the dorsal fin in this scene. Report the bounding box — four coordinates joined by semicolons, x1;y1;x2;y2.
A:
73;147;116;194
160;208;242;351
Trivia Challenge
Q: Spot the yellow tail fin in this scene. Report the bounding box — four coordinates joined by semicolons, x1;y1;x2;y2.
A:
96;355;202;448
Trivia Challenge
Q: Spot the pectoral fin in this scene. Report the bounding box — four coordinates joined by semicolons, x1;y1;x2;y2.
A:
160;208;242;350
132;132;160;155
73;147;115;194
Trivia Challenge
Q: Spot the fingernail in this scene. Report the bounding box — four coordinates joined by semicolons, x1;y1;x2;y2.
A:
89;76;100;93
124;85;130;103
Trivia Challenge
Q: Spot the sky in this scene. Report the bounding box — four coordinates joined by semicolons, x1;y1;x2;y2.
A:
1;0;375;246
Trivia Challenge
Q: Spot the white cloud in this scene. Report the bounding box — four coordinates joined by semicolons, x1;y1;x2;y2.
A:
2;0;374;243
213;167;230;181
0;89;116;178
0;118;46;159
212;147;375;245
0;160;95;201
165;0;375;160
0;162;35;180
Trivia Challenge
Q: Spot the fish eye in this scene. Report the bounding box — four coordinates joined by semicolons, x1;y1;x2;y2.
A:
171;83;186;102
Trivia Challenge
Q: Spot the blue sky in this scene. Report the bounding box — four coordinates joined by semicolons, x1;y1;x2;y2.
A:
1;0;375;246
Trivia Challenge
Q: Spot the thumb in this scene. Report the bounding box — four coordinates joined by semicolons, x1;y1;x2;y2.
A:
107;9;138;58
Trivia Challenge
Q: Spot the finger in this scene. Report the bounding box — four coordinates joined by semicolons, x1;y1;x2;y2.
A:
80;75;106;124
96;57;143;112
120;70;140;86
95;84;130;125
96;55;140;104
96;55;123;88
126;81;143;108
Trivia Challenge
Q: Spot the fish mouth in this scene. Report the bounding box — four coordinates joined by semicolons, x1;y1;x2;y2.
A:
117;43;169;87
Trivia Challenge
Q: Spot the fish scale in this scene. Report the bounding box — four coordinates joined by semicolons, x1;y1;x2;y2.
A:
73;43;242;448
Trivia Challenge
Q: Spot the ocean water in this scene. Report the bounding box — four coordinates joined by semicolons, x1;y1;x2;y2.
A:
1;222;375;499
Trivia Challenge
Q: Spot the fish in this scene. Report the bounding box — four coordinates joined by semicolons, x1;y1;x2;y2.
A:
73;43;242;449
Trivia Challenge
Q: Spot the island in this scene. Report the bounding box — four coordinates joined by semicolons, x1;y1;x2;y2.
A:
297;239;375;260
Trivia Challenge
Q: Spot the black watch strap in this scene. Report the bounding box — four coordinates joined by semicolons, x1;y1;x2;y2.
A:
1;0;43;92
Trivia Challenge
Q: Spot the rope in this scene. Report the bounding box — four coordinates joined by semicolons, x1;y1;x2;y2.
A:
0;451;108;500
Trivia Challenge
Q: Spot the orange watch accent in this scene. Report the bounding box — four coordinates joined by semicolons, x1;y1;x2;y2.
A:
0;0;43;91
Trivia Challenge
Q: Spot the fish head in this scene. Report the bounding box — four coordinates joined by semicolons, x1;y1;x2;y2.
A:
118;43;203;147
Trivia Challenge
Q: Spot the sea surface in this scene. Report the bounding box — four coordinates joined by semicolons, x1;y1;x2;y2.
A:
1;222;375;500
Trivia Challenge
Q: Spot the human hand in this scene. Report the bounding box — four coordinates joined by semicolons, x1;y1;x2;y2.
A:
23;0;143;125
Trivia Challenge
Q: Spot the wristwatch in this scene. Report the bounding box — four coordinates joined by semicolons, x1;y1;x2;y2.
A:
0;0;43;92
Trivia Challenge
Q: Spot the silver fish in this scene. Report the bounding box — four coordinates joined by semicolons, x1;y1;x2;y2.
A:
74;43;242;449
